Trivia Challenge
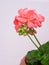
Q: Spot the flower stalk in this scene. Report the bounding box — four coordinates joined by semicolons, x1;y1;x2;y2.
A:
27;34;39;49
33;34;41;46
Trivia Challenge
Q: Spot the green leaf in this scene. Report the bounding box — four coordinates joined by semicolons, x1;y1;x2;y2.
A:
38;41;49;65
25;50;42;65
41;54;49;65
38;41;49;55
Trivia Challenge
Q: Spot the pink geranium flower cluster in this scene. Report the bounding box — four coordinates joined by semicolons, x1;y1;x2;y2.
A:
14;8;45;32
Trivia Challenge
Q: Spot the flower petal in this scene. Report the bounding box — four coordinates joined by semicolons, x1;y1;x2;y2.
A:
27;9;37;18
38;14;45;22
27;21;34;28
16;16;27;23
32;19;41;27
14;17;22;31
18;8;28;18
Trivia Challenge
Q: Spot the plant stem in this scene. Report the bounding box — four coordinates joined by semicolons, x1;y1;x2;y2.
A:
27;34;39;49
33;34;45;53
33;34;41;46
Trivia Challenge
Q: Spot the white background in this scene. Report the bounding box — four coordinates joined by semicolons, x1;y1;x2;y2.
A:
0;0;49;65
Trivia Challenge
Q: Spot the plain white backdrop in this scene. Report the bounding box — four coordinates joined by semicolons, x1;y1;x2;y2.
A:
0;0;49;65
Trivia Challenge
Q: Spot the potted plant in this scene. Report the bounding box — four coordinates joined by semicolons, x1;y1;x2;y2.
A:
13;8;49;65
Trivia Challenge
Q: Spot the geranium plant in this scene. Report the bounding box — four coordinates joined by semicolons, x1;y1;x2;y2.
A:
13;8;49;65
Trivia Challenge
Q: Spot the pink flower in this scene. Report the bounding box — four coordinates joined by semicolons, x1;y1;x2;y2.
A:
14;8;45;31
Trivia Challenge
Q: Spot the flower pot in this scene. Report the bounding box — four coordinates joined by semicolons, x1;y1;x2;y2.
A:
20;56;26;65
